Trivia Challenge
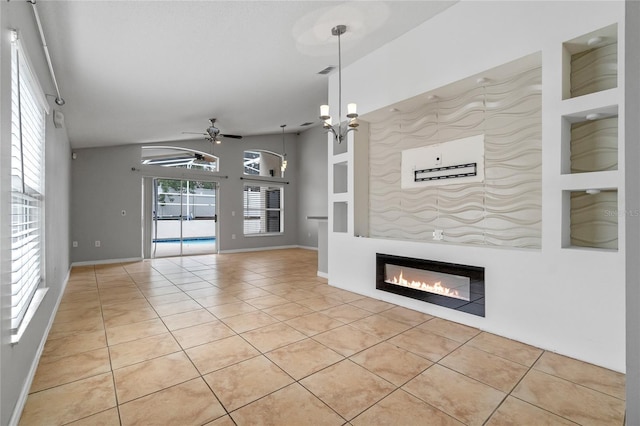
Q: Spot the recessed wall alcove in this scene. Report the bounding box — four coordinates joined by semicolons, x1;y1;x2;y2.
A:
359;53;543;249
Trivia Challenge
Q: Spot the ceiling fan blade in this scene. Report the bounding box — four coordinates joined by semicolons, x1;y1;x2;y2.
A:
220;134;243;139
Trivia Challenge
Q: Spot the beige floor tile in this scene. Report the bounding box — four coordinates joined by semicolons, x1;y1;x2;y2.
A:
19;373;116;425
221;311;279;333
377;306;434;326
66;407;120;426
285;312;345;336
440;345;528;392
113;352;199;403
279;289;318;301
51;305;103;325
171;320;236;349
262;302;314;321
139;284;182;297
203;355;293;411
31;347;111;392
388;327;461;362
229;287;272;300
154;299;202;317
241;323;307;353
419;317;480;343
185;335;260;374
109;332;181;369
320;304;372;323
348;314;411;339
313;325;383;357
177;281;216;292
266;338;343;380
534;351;626;400
297;296;344;311
403;364;505;425
193;294;240;308
512;369;625;425
230;383;344;425
349;298;395;313
48;315;104;340
300;360;396;420
207;301;258;319
350;342;432;386
486;396;576;426
58;297;101;313
204;415;236;426
162;308;217;331
119;378;226;426
146;291;193;306
42;330;106;359
105;317;168;346
99;288;144;305
352;389;463;426
245;294;289;309
467;332;543;366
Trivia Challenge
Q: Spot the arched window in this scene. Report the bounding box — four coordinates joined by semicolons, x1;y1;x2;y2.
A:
243;150;284;177
141;146;218;172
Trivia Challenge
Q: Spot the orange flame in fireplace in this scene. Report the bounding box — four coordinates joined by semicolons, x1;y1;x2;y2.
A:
388;270;462;299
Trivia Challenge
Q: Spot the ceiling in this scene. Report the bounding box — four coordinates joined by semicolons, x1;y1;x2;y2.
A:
35;1;456;148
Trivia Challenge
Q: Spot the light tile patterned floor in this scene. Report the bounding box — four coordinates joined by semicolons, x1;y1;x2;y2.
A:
19;249;626;425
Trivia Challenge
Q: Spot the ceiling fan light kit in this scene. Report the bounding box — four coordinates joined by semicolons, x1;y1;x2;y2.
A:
320;24;359;144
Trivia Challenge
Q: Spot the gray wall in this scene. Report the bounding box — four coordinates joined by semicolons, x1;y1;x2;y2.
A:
71;133;303;262
626;0;640;422
0;2;71;424
296;124;328;248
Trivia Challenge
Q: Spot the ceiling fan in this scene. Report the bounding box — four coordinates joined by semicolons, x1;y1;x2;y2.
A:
182;118;243;144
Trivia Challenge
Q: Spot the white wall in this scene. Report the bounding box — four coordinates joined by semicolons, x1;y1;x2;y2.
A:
0;2;72;423
328;1;626;371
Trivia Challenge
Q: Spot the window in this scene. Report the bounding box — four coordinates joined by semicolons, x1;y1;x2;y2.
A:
141;146;218;172
243;150;284;177
10;30;49;338
243;184;283;235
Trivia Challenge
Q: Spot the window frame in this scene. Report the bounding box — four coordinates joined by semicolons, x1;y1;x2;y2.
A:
242;183;284;237
9;29;50;342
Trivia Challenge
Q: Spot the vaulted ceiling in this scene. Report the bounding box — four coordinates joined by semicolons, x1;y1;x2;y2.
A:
35;1;456;148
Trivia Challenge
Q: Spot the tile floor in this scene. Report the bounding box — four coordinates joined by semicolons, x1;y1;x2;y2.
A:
20;249;626;425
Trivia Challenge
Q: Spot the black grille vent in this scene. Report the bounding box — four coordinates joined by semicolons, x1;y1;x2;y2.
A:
317;66;335;75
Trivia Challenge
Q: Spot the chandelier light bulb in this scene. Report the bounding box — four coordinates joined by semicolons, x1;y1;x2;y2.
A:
320;105;330;119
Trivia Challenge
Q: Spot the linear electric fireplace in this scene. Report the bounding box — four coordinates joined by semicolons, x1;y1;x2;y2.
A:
376;253;485;317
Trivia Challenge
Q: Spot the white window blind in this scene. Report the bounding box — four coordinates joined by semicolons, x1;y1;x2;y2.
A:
243;184;283;235
10;31;47;335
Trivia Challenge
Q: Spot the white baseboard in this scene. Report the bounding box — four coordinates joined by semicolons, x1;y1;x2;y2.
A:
71;257;143;267
317;271;329;279
297;245;318;251
218;245;300;254
9;266;71;426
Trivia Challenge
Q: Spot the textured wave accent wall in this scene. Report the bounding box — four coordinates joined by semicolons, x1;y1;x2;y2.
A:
570;190;618;250
571;117;618;173
570;43;617;98
369;65;542;248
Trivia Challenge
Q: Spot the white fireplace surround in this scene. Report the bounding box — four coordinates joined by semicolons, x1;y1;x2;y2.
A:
326;1;625;372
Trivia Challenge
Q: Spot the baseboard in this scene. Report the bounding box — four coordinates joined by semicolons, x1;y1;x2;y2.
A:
218;245;300;254
317;271;329;279
9;266;71;426
297;245;318;251
71;257;143;267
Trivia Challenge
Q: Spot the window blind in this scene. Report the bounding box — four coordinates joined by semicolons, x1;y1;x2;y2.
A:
10;31;47;334
243;184;283;235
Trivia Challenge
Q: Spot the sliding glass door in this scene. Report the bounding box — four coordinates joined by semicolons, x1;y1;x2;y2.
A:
152;178;217;257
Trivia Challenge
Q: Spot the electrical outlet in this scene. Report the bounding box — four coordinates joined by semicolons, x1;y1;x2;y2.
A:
72;241;78;248
231;234;236;240
95;240;101;247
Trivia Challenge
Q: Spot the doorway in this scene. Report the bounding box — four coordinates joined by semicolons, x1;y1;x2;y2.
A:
151;178;217;257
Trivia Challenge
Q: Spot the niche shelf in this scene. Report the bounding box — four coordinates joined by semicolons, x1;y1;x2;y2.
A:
563;189;618;250
562;24;617;100
562;112;618;174
333;202;348;233
333;162;348;194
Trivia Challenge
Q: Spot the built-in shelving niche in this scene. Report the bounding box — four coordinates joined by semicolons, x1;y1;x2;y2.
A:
333;202;348;233
570;115;618;174
564;189;618;250
333;162;348;194
563;24;617;100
